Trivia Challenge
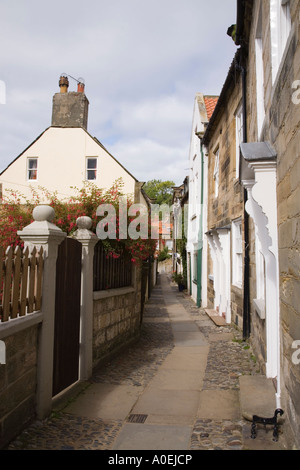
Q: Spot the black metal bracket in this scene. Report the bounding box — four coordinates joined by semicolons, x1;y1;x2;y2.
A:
251;408;284;442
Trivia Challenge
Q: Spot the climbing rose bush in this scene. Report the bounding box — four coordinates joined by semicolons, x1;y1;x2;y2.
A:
0;180;157;264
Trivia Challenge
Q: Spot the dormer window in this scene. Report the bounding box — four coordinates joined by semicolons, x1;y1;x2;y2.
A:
27;158;38;180
86;157;97;180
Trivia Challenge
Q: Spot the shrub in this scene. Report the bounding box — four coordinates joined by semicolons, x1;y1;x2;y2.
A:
0;180;157;264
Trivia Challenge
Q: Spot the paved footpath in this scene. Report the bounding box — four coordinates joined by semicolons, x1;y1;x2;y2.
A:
7;274;288;451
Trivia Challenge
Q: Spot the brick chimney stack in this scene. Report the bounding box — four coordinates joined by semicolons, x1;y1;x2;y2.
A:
51;74;89;129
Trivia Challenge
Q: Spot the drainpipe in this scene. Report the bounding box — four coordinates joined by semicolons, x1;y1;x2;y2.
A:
195;132;205;308
236;56;251;340
242;64;251;341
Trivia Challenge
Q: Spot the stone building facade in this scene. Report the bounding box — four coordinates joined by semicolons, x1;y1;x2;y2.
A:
202;51;245;328
200;0;300;448
235;0;300;448
186;93;218;308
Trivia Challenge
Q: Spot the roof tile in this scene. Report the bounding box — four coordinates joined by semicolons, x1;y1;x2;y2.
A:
204;96;219;121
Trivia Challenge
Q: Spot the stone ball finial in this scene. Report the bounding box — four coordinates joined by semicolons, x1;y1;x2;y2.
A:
33;205;55;222
76;216;92;230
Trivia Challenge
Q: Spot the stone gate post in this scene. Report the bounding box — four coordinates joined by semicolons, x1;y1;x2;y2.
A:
73;216;98;380
18;205;66;419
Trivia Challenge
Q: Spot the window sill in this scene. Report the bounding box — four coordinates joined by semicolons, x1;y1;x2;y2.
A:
232;282;242;290
253;298;265;320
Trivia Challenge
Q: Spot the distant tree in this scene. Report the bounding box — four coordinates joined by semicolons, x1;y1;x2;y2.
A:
143;179;175;206
157;246;171;262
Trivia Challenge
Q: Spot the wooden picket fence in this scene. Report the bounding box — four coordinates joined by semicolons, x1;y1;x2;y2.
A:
93;241;132;291
0;245;44;322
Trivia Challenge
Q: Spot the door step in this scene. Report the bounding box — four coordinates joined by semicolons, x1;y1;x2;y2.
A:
205;309;227;326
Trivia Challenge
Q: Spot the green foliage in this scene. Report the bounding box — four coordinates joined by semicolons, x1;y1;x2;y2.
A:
143;179;175;206
175;216;187;287
0;180;157;264
157;246;171;262
172;272;185;286
227;24;236;42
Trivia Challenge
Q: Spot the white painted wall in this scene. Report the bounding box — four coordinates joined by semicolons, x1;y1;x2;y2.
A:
186;93;208;305
0;127;137;202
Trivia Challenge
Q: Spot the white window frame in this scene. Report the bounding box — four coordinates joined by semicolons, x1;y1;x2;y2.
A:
213;149;219;198
86;157;98;181
255;2;265;138
193;251;198;283
232;218;243;288
270;0;291;83
27;158;38;181
235;104;243;179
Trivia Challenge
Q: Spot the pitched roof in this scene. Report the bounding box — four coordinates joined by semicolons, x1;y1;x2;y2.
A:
204;96;219;121
202;49;242;147
0;126;139;183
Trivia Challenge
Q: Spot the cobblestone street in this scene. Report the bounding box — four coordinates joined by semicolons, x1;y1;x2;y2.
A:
7;274;287;451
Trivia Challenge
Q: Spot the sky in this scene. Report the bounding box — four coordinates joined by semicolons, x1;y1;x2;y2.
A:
0;0;237;186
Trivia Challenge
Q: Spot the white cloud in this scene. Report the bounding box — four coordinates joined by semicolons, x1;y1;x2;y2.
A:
115;95;192;143
0;0;237;184
109;138;189;184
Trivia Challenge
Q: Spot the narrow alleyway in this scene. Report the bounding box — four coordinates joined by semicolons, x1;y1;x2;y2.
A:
7;274;287;451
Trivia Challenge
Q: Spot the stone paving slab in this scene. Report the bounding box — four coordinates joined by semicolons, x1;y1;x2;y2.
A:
112;423;192;450
171;321;200;332
197;389;241;420
172;331;208;347
148;368;204;391
159;346;209;371
64;383;141;421
239;375;277;421
131;389;201;418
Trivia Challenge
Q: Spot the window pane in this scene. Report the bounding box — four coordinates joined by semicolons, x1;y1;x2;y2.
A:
87;169;96;180
86;158;97;180
29;170;37;180
28;159;37;169
87;158;97;169
28;159;37;180
232;219;243;286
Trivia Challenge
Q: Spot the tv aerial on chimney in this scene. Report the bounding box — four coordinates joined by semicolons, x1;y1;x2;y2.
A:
59;73;85;92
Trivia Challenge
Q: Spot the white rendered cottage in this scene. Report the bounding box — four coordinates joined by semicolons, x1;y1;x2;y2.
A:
186;93;218;307
0;75;145;205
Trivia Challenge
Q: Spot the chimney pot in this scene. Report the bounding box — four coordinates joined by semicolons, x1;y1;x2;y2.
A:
59;75;69;93
77;82;85;93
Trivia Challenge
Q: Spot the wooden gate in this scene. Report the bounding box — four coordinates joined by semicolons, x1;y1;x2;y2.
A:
52;237;82;397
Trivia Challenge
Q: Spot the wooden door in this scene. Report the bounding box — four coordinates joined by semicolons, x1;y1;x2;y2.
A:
53;237;82;397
